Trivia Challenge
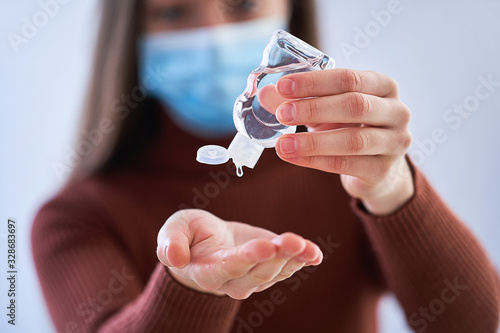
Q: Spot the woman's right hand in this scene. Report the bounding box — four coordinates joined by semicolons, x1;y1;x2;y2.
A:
157;209;323;299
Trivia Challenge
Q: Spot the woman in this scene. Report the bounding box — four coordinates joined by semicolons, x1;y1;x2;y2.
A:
32;0;499;332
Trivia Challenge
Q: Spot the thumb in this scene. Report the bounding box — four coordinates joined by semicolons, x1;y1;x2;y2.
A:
157;211;193;269
258;84;291;115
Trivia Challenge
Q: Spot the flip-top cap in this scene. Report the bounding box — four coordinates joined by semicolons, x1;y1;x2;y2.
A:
196;145;230;165
197;133;265;177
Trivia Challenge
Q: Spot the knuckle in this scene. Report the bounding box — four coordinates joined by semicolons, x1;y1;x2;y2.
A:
393;102;411;126
389;77;399;94
400;104;412;125
341;69;362;92
346;130;368;154
304;133;321;154
307;73;319;96
294;73;315;97
328;156;349;173
304;98;320;122
347;93;370;120
400;131;413;152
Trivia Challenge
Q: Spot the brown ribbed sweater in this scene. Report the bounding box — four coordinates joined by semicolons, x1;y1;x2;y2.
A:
32;112;499;333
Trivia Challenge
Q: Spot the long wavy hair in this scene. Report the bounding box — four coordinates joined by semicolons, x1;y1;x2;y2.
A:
70;0;318;181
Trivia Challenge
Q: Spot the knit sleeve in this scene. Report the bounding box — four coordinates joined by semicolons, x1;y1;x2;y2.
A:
31;190;240;333
351;160;500;332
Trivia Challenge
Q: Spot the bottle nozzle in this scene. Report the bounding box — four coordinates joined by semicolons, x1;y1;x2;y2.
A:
197;133;264;177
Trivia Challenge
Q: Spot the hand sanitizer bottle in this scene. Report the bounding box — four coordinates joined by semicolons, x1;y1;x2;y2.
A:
197;29;335;177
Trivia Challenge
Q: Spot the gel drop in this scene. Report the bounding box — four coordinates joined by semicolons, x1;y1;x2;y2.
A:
197;29;335;176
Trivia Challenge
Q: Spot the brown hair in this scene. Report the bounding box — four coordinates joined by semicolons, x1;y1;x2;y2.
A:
70;0;318;181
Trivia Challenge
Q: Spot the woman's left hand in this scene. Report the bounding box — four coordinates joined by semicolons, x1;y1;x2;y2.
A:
274;69;414;215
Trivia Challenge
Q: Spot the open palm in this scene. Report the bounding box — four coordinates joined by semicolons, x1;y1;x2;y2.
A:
157;209;322;299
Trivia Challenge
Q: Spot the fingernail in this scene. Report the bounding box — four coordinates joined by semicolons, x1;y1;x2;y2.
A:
278;137;296;155
278;79;296;95
278;103;296;123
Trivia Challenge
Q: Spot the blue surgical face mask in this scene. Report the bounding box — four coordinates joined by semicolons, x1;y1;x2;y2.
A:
138;16;288;139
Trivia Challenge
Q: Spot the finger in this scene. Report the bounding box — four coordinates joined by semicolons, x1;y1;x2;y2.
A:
257;84;292;115
190;238;278;292
276;94;410;128
271;232;307;258
254;281;278;293
220;233;306;292
253;260;305;293
249;250;316;293
217;238;278;280
277;68;398;99
232;233;306;287
273;259;305;282
164;241;191;269
254;240;324;293
276;127;411;158
278;155;395;185
221;257;288;297
157;210;195;268
298;240;323;266
262;240;322;286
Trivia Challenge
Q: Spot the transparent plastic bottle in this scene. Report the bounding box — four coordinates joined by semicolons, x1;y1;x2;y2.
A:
197;29;335;176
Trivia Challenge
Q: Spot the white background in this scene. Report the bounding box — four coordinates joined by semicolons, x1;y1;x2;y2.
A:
1;0;499;332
